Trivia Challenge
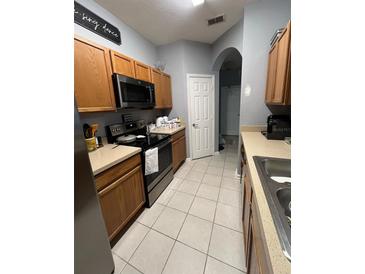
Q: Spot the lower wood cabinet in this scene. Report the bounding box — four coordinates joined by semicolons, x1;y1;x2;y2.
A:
96;154;145;241
242;146;273;274
171;129;186;172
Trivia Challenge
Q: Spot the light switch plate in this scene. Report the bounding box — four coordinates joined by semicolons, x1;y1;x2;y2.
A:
244;84;251;96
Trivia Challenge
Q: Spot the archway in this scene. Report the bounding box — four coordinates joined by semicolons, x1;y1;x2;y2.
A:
212;47;243;153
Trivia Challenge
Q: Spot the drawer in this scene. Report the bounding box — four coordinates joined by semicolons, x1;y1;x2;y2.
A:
171;129;185;143
95;154;141;191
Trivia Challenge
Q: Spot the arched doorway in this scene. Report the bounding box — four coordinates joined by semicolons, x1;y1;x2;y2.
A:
212;47;242;153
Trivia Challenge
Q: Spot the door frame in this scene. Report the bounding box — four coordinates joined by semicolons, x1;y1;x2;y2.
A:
187;73;215;160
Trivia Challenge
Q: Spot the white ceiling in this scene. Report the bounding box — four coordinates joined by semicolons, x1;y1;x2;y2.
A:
95;0;249;46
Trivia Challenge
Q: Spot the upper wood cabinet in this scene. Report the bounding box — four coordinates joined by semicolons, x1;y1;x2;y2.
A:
161;73;173;108
134;61;152;82
110;50;135;78
151;69;163;107
265;44;279;103
265;21;291;105
74;36;174;112
151;69;173;109
74;37;116;112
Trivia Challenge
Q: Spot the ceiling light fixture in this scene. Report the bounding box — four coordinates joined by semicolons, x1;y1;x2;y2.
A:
192;0;205;7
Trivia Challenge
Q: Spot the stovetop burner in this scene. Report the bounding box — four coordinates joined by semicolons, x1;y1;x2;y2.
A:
106;121;170;150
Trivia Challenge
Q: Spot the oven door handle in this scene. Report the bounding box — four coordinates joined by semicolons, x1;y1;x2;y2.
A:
157;139;171;150
143;139;171;154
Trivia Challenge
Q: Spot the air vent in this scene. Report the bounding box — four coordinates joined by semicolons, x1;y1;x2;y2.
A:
208;14;225;26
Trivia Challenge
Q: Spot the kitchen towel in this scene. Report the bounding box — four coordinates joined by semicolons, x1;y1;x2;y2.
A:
145;147;159;175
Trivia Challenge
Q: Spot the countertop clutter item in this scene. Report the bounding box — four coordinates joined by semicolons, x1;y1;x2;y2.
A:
156;117;164;127
105;120;173;207
264;115;291;140
83;123;99;151
85;137;97;152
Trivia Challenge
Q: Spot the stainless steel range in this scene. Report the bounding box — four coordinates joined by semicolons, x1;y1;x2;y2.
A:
106;120;173;207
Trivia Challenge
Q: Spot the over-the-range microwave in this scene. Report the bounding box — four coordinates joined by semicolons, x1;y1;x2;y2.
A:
112;73;155;109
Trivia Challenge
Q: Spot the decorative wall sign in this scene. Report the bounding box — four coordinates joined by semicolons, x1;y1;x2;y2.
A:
74;1;121;45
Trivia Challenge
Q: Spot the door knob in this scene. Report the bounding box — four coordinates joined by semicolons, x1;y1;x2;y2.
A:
193;123;198;128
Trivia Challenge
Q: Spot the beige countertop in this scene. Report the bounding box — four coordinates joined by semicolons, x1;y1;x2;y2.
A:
88;143;141;175
241;131;291;274
149;124;186;135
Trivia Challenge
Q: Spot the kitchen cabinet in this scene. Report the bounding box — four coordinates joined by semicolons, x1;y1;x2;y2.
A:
74;37;115;112
161;73;173;108
243;168;252;260
265;21;291;105
151;69;173;109
110;50;136;78
241;145;273;274
74;36;174;111
96;154;145;241
151;69;163;108
171;129;186;172
134;61;152;82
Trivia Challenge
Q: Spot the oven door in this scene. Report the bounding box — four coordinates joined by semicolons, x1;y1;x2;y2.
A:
144;139;172;192
113;74;155;109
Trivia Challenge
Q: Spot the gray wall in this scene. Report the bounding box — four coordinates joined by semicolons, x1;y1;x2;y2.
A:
240;0;291;125
75;0;160;137
74;0;157;65
211;18;244;152
157;40;212;157
211;18;243;65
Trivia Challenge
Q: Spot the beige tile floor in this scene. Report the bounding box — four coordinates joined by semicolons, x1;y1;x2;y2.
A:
112;143;246;274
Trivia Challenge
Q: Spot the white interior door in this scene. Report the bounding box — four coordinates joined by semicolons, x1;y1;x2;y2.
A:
188;74;214;160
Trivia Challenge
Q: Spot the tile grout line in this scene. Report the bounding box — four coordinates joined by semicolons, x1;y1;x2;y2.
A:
203;164;222;274
115;149;241;274
160;177;201;274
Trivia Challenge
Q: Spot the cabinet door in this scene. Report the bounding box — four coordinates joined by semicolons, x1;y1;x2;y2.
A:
134;61;152;82
272;25;290;104
161;73;173;108
172;135;186;172
98;165;145;240
243;174;252;261
74;37;115;112
265;44;279;103
110;50;135;78
248;214;261;274
151;69;164;108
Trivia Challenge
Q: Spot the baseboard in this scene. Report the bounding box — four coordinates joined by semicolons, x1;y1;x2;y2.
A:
186;157;192;161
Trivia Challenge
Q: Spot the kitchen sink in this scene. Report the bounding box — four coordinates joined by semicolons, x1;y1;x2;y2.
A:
262;158;291;178
253;156;291;261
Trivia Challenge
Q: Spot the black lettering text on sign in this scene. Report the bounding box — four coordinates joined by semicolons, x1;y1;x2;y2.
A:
74;1;121;45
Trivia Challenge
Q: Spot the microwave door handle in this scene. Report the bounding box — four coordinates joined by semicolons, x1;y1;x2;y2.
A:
149;87;154;103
